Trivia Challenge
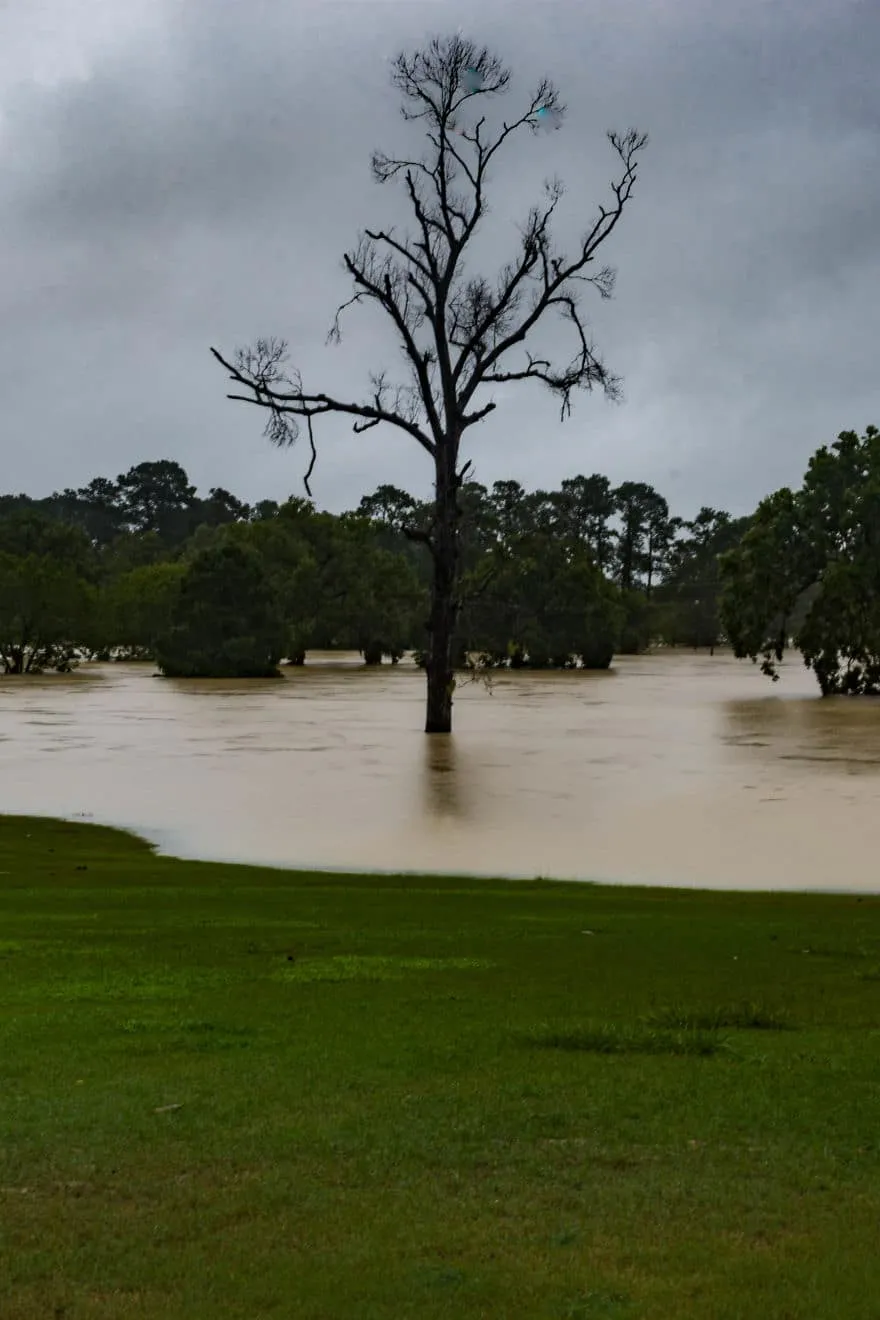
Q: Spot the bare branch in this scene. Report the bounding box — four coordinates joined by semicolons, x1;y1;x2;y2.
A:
461;400;497;429
303;415;317;496
451;176;565;389
210;342;437;465
457;128;647;417
326;290;370;346
363;226;434;286
480;290;621;419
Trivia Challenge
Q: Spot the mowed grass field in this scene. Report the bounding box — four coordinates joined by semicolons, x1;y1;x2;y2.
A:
1;815;879;1319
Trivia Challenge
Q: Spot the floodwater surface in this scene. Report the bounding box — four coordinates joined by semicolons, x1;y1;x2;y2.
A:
2;650;879;891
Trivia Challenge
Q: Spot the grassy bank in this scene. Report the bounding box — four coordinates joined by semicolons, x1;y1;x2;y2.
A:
1;815;879;1319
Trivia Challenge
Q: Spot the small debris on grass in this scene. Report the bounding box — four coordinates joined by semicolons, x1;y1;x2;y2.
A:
154;1103;184;1114
582;930;595;935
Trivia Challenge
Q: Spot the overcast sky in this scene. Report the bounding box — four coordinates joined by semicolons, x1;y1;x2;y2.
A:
1;0;878;520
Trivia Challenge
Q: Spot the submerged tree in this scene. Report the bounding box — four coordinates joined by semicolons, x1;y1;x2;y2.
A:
155;540;288;679
720;427;880;694
211;33;647;732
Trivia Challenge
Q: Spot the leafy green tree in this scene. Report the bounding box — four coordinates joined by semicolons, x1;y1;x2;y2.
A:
116;460;198;541
155;540;288;678
460;530;622;669
100;530;169;581
0;508;97;579
76;477;127;545
612;481;666;593
356;485;423;534
301;513;425;662
618;588;653;655
524;489;559;536
720;427;880;694
720;488;817;679
488;481;529;548
173;487;253;541
553;473;616;570
204;487;251;524
0;495;37;519
643;499;679;598
177;507;320;663
44;477;126;547
101;562;187;659
656;509;749;649
236;507;320;662
519;538;622;668
0;553;95;673
250;499;280;522
345;541;425;664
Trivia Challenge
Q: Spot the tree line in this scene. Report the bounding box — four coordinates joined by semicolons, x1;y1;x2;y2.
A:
6;424;877;693
0;458;745;678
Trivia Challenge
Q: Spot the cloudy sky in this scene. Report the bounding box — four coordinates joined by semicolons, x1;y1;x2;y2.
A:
1;0;877;520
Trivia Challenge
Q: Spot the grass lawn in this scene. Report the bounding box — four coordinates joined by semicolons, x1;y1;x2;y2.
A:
1;815;879;1319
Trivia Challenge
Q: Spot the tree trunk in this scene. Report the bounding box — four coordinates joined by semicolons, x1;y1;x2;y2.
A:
424;451;460;734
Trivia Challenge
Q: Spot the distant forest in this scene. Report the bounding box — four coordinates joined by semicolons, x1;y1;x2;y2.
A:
3;426;878;696
0;460;745;677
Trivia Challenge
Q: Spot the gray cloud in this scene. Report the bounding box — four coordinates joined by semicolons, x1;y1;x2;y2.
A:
1;0;878;518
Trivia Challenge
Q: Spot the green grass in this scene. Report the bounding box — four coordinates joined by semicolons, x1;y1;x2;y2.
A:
1;816;880;1319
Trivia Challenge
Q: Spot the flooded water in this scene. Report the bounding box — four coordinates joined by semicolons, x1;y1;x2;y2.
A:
1;650;879;891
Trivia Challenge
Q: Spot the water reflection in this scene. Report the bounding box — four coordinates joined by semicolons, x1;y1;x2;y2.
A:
722;694;880;770
422;735;466;820
1;650;879;890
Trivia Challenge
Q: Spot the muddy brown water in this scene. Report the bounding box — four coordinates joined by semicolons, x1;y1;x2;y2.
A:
1;650;879;891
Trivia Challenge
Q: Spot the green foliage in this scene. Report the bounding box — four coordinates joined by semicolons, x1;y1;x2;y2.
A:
155;540;287;678
555;473;616;571
0;507;97;580
100;530;169;580
612;481;671;593
719;488;811;679
316;515;426;661
720;426;880;693
0;553;95;673
43;477;127;548
459;532;623;669
5;450;833;676
116;459;198;538
655;509;750;649
102;562;187;658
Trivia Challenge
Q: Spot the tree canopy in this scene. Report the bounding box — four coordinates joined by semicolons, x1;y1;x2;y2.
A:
14;426;880;696
720;426;880;694
0;457;749;677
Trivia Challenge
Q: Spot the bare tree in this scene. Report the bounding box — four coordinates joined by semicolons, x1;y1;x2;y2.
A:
211;33;647;733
